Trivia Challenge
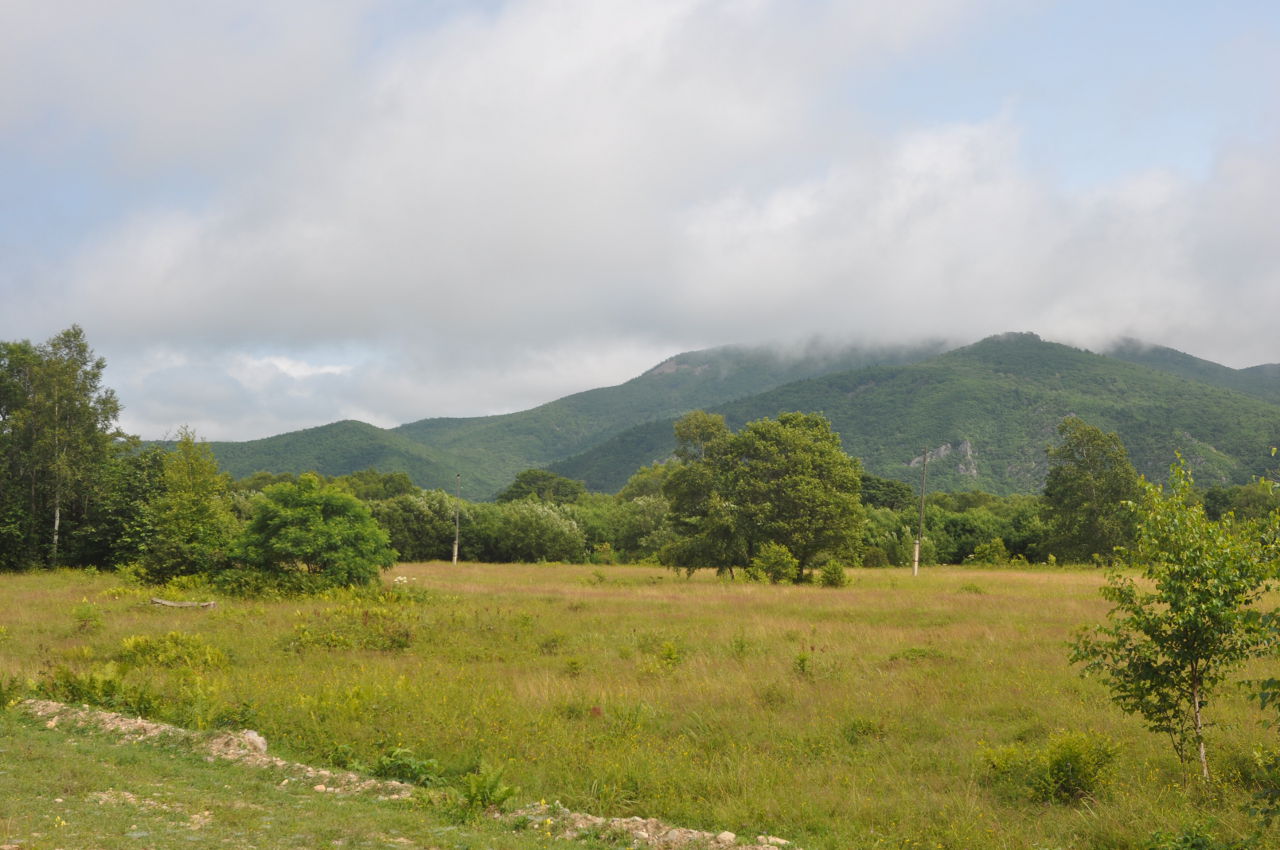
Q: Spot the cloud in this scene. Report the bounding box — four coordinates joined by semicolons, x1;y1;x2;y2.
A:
5;0;1280;440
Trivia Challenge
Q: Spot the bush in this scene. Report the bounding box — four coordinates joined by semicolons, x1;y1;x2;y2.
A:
752;542;799;584
818;561;849;587
965;536;1010;565
372;747;441;786
116;632;228;670
983;730;1117;803
236;474;396;592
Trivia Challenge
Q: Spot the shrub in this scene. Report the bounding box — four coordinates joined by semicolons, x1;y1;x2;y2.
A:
235;473;395;593
966;536;1010;565
283;604;416;652
818;561;849;587
983;730;1117;803
116;631;228;670
752;542;799;584
373;747;441;786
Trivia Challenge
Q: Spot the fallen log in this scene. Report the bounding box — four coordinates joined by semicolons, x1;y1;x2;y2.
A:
150;598;216;609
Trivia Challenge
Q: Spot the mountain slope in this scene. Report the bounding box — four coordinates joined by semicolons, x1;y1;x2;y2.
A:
207;420;466;487
209;340;944;497
552;333;1280;494
1103;338;1280;405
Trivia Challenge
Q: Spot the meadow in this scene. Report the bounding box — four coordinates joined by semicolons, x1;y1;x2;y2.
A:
0;563;1276;849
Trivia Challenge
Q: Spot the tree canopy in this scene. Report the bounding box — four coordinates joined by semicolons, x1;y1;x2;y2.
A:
0;326;122;569
662;411;863;579
1071;458;1275;778
1042;416;1142;562
235;473;396;591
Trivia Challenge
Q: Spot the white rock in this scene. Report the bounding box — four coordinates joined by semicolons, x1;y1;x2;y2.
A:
716;830;736;843
241;730;268;753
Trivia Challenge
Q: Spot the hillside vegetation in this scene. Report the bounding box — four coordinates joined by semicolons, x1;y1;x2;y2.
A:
202;333;1280;499
554;334;1280;494
202;341;945;498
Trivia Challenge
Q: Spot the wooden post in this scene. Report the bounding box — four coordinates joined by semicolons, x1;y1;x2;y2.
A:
452;472;461;565
914;447;928;577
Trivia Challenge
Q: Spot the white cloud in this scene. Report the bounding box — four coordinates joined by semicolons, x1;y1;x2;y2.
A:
5;0;1280;439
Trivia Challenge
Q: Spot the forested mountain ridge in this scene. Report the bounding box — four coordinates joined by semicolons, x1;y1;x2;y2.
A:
205;340;945;498
202;332;1280;498
551;333;1280;494
1103;338;1280;405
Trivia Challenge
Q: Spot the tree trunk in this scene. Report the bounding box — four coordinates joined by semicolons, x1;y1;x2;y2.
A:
51;488;60;567
1192;674;1210;779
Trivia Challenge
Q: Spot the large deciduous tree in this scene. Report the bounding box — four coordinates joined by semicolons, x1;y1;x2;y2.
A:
662;411;864;579
1042;416;1141;563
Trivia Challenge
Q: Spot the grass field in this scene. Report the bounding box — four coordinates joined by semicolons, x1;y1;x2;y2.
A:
1;563;1276;849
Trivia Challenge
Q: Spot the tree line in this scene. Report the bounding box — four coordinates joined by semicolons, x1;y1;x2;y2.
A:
5;326;1280;587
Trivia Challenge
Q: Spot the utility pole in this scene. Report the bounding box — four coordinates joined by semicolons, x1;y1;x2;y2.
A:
452;472;461;565
913;447;928;577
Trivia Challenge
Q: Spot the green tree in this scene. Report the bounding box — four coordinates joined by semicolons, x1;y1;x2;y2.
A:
235;473;396;591
495;468;586;504
0;327;122;569
717;412;863;578
1071;458;1274;779
662;411;863;579
138;428;241;584
1043;416;1141;562
463;499;585;564
336;469;418;502
63;442;165;569
369;490;458;562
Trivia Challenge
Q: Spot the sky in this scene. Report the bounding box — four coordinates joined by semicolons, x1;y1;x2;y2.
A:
2;0;1278;441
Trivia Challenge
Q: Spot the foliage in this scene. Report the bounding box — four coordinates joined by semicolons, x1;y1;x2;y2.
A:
818;560;849;587
138;427;241;584
0;326;123;569
862;473;914;510
751;542;799;584
116;631;229;670
982;730;1117;803
1071;458;1275;778
463;499;585;564
336;469;418;501
966;537;1011;565
556;333;1280;496
495;468;586;504
1043;416;1142;563
662;411;863;577
372;747;441;786
369;490;458;562
60;443;165;570
234;473;396;591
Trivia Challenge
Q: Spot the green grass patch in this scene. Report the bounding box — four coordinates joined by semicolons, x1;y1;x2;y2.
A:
0;564;1275;849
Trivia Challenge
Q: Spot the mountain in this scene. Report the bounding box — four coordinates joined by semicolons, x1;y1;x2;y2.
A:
207;340;945;498
1102;338;1280;405
206;332;1280;498
551;333;1280;494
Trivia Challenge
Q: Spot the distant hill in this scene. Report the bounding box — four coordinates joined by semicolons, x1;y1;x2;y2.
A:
1102;338;1280;405
207;340;945;498
552;333;1280;494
